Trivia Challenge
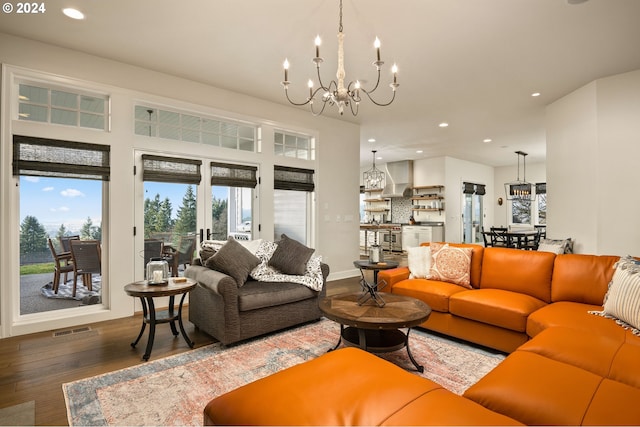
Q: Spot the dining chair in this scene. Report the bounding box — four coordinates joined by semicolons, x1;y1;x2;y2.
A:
490;227;510;247
70;239;102;297
59;235;80;252
165;235;197;276
480;229;493;247
47;238;74;293
522;228;543;251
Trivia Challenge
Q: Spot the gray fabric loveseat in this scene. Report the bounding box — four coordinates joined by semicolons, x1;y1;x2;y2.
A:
185;236;329;345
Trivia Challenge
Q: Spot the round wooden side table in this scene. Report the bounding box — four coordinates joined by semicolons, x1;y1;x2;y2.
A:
124;278;196;361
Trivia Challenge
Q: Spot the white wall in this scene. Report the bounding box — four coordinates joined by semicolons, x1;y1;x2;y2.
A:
0;33;360;336
546;69;640;255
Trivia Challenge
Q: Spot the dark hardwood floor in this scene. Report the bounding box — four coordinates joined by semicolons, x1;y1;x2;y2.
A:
0;276;362;426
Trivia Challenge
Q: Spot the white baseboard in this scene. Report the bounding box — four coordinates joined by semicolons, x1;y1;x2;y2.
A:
327;268;360;282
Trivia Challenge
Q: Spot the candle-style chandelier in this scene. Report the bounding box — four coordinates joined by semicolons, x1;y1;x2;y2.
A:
504;151;533;201
281;0;399;116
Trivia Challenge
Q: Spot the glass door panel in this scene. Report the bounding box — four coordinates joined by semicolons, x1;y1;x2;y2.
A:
19;176;103;314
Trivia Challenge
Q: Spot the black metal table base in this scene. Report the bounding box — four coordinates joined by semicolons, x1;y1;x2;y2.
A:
328;324;424;372
130;293;194;361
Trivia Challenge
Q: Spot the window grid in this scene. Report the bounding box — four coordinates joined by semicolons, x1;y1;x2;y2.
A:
18;83;108;131
274;131;315;160
135;105;257;152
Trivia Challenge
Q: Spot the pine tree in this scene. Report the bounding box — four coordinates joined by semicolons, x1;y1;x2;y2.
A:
173;185;197;238
20;215;48;254
56;223;68;239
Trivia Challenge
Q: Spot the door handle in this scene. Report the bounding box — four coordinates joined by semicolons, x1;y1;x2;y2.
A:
199;228;204;242
206;228;211;240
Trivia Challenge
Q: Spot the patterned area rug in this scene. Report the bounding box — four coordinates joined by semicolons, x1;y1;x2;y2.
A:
41;276;101;302
63;318;505;426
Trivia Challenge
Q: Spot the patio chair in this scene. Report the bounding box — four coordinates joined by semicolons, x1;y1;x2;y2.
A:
59;235;80;252
70;239;102;297
144;238;164;278
164;234;197;276
47;238;74;293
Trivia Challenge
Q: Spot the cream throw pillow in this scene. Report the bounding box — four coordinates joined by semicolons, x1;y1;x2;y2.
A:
407;246;432;279
590;256;640;336
427;242;473;289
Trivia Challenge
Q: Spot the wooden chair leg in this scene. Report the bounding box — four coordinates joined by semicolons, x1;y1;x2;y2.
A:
53;270;60;294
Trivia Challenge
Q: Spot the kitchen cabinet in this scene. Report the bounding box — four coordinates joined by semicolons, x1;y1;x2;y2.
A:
402;223;444;250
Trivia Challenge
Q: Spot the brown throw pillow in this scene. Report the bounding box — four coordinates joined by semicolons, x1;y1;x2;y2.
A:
206;237;260;286
268;234;315;276
200;247;217;262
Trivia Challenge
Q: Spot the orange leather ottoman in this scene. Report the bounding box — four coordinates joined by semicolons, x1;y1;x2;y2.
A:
203;347;521;426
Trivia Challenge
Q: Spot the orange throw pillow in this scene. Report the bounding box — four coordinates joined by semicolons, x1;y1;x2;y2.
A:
428;242;473;288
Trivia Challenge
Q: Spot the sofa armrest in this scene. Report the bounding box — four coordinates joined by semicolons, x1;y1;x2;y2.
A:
378;266;411;292
184;265;238;298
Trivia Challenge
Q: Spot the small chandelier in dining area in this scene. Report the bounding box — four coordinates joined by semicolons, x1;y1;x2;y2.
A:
281;0;399;116
363;150;385;190
504;151;532;201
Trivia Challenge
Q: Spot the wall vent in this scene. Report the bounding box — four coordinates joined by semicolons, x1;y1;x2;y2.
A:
53;326;91;337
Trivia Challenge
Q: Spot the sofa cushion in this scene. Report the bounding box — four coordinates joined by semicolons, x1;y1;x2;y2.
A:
464;350;604;426
238;280;317;312
428;243;473;288
590;256;640;336
391;278;467;312
551;254;619;304
268;234;315;275
205;237;260;287
449;289;546;332
479;247;555;303
407;245;431;279
526;301;626;338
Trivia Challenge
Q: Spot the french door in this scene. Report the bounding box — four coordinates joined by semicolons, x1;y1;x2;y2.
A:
134;151;258;279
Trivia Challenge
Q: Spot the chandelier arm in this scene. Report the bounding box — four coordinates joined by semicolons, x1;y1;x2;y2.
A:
309;98;328;116
360;87;397;107
283;88;313;107
366;67;383;94
315;64;332;92
349;99;359;116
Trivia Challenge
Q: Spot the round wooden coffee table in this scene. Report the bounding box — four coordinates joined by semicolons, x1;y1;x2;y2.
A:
319;292;431;372
124;278;196;361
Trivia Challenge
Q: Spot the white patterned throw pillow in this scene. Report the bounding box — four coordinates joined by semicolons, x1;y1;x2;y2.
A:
590;256;640;336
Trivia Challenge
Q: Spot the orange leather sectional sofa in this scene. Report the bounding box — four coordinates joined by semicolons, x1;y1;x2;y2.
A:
203;245;640;425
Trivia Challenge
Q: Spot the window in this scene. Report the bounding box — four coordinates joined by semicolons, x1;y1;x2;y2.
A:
210;162;258;240
135;105;257;152
273;166;314;244
14;135;110;314
18;83;108;130
536;183;547;225
274;131;315;160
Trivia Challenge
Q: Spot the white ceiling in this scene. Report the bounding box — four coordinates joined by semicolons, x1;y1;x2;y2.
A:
1;0;639;167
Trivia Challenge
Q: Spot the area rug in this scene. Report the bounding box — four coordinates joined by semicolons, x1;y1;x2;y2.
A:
41;275;101;302
63;318;505;426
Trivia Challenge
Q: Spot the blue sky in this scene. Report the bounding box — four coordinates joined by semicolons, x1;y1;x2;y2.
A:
20;176;230;235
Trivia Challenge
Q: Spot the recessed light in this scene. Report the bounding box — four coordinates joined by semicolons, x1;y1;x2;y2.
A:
367;138;376;143
439;122;449;128
376;156;383;160
483;138;492;143
63;8;85;20
531;92;541;97
416;150;423;154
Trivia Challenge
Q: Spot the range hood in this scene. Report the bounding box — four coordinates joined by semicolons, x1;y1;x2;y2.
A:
382;160;414;197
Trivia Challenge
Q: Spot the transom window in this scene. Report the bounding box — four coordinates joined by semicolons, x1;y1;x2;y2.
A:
18;83;108;130
274;131;315;160
134;105;257;152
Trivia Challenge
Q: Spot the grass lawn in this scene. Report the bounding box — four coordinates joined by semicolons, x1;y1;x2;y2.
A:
21;263;54;275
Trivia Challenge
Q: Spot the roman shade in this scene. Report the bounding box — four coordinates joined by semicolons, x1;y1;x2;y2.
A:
13;135;110;181
142;154;202;184
210;162;258;188
274;165;314;192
